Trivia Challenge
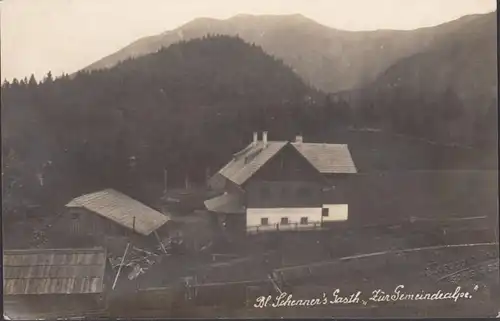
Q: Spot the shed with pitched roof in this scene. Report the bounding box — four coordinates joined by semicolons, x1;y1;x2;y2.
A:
46;189;172;253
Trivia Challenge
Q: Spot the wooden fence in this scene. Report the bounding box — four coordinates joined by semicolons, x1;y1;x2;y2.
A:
247;221;324;234
272;243;499;285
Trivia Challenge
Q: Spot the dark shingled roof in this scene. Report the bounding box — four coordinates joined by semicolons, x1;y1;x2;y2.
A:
4;247;106;295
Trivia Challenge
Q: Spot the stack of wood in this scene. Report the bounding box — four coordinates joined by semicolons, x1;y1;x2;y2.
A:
108;246;161;280
156;236;185;255
31;229;49;248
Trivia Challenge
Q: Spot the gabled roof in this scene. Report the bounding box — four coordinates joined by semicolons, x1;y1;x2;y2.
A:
218;141;287;186
4;247;106;295
291;143;357;174
214;140;357;186
66;189;170;236
204;192;245;214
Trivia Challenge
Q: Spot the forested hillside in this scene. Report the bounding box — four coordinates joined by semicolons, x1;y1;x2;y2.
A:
83;11;497;147
344;11;497;148
1;35;496;222
2;36;324;217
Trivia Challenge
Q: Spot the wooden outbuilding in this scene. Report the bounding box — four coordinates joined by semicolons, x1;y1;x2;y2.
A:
47;189;172;254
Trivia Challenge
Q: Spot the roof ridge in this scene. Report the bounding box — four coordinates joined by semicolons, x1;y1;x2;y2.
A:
66;189;115;206
216;140;356;184
233;142;255;158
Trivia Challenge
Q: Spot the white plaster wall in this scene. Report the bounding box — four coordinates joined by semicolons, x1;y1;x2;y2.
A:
322;204;348;221
246;208;322;229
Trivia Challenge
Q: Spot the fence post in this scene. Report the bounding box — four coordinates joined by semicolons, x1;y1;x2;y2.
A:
276;223;279;231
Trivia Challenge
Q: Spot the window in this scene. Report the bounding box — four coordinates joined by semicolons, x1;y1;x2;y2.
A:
300;217;308;225
261;217;269;226
322;208;329;217
280;217;289;225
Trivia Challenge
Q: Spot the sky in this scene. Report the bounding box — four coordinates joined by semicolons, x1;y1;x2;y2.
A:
1;0;496;82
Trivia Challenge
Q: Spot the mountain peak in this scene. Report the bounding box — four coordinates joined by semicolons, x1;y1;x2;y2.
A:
179;17;220;30
228;13;313;23
231;13;307;19
83;11;495;94
181;13;313;26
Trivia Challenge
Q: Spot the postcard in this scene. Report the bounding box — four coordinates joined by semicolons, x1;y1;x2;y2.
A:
2;0;498;319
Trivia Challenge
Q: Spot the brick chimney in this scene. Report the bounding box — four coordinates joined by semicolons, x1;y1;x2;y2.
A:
263;131;268;147
295;135;303;143
253;132;258;146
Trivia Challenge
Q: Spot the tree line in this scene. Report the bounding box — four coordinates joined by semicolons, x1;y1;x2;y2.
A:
1;35;495;220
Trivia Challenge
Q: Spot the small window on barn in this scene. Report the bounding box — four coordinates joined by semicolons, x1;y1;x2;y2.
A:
322;208;329;217
71;211;80;219
261;217;269;226
300;217;308;225
280;217;289;225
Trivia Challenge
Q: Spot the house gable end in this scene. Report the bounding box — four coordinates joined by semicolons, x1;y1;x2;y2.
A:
244;143;326;186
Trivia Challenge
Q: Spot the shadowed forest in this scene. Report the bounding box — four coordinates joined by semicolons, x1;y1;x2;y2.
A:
2;35;497;222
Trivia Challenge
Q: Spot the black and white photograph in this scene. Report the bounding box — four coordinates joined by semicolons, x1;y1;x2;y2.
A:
1;0;499;319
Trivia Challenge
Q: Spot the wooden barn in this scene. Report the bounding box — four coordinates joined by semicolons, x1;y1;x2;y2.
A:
206;132;357;234
47;189;172;254
3;247;108;319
